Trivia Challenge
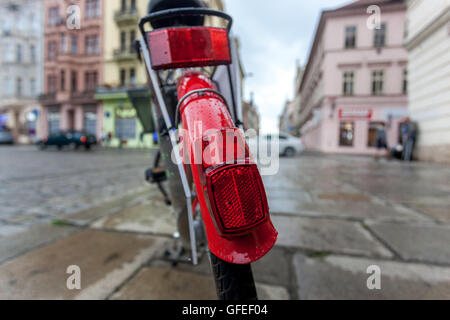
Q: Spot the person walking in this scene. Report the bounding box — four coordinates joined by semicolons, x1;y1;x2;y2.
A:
375;123;388;161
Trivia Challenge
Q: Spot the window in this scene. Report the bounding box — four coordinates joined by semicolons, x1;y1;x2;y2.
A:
343;71;354;96
4;44;14;62
120;31;127;52
339;122;354;147
86;0;100;19
131;0;137;12
374;23;386;48
121;0;127;12
48;75;57;93
130;30;136;52
60;70;65;91
3;77;13;96
71;71;77;92
16;77;22;96
120;69;126;86
16;44;22;63
48;7;59;26
30;44;36;62
71;35;78;54
85;35;99;55
48;41;57;60
85;71;98;91
368;122;384;147
61;33;67;53
403;69;408;94
371;70;384;95
130;68;136;85
30;78;36;96
345;26;356;49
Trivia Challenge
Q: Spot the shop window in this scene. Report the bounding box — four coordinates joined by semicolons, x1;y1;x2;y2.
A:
48;110;60;135
84;107;97;137
368;122;384;147
116;117;136;140
339;122;354;147
345;26;357;49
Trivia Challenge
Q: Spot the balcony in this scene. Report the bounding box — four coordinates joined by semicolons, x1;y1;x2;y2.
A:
39;92;57;105
113;47;138;62
70;90;97;104
114;8;139;25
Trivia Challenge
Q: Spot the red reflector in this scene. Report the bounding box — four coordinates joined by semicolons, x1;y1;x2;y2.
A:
206;164;268;237
80;136;87;143
148;27;231;70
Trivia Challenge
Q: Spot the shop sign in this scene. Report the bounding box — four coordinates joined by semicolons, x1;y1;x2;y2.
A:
116;107;136;119
339;108;373;119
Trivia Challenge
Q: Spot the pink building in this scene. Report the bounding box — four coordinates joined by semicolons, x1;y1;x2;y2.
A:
39;0;104;139
299;0;408;155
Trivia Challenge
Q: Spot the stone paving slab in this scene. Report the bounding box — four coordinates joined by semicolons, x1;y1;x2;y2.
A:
0;230;164;300
272;215;393;258
268;197;430;223
62;189;157;227
0;223;80;264
91;199;176;236
367;222;450;265
110;267;289;300
293;253;450;300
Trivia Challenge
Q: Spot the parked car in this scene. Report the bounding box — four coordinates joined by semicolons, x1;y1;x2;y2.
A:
37;130;97;150
247;133;304;157
0;131;14;145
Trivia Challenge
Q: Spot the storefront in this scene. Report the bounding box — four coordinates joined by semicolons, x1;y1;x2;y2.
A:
96;87;155;149
301;104;408;155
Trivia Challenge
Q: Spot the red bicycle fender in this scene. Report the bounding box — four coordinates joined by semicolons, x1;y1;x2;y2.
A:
178;72;278;264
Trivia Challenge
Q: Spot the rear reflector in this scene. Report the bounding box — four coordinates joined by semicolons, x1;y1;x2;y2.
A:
206;164;269;237
148;27;231;70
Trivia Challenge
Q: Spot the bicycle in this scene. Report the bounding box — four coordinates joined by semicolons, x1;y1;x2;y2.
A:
137;2;277;300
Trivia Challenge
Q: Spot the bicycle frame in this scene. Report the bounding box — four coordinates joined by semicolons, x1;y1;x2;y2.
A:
138;8;277;265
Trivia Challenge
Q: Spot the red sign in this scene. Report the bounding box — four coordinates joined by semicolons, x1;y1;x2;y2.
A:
338;109;373;119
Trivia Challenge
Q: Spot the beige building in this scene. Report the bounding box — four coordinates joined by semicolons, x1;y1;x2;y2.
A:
405;0;450;163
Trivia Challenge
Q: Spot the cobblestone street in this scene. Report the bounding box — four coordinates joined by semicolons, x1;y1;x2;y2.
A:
1;147;450;299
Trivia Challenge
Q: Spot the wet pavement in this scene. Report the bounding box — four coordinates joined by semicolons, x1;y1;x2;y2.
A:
0;147;450;299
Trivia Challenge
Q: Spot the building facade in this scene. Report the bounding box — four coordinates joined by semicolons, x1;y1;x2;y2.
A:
405;0;450;163
39;0;104;140
96;0;153;148
243;94;260;135
279;64;303;136
299;0;408;155
0;0;43;144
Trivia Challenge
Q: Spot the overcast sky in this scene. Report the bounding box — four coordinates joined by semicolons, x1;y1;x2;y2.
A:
225;0;351;133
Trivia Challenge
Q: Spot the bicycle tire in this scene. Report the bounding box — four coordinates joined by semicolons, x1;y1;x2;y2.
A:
209;252;258;300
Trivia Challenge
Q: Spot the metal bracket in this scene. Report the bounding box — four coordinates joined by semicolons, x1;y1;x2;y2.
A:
140;36;199;265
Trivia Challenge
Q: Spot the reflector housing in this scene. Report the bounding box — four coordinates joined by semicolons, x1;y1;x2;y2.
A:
148;27;231;70
205;164;269;237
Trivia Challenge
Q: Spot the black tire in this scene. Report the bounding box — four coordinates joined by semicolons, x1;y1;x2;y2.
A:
284;147;296;157
209;252;258;300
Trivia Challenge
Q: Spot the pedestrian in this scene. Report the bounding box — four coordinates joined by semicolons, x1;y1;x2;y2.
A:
403;121;417;162
375;123;388;161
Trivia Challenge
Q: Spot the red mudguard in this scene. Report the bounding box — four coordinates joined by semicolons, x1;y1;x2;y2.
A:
177;71;278;264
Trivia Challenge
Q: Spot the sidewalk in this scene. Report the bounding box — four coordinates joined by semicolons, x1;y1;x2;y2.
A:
0;154;449;299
